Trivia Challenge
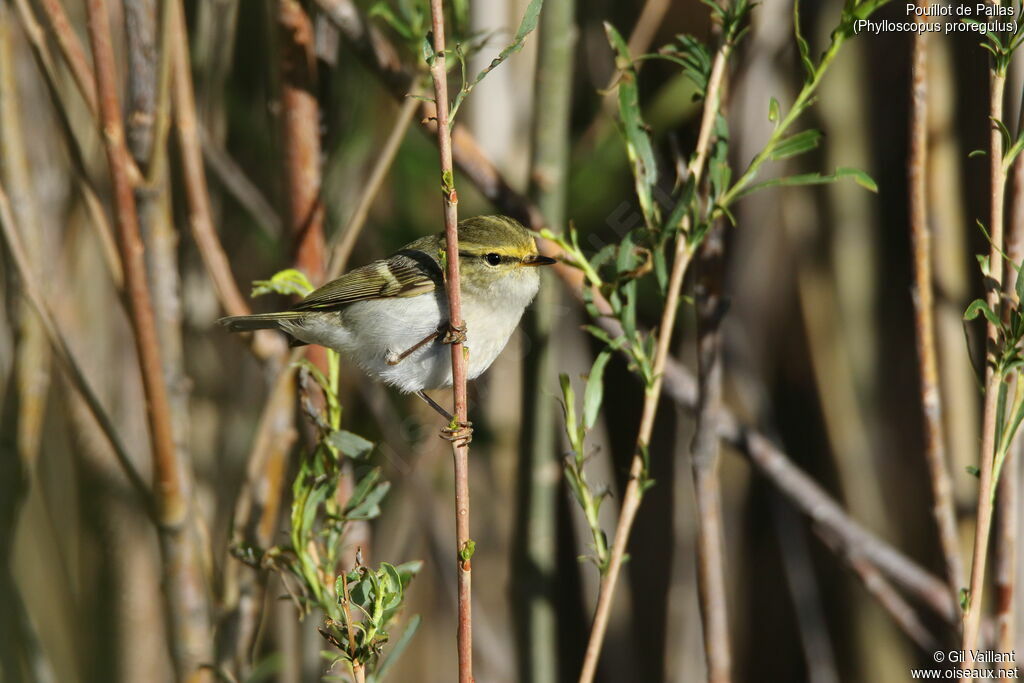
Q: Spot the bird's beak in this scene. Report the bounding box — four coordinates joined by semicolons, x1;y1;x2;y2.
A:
521;254;557;267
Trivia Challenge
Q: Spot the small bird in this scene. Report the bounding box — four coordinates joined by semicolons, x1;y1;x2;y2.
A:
220;215;555;419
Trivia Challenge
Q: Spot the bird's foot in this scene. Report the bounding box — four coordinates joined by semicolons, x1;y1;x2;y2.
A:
386;330;441;366
441;321;468;345
440;418;473;447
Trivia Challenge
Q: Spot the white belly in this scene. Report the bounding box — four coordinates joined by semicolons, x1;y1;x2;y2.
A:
282;287;528;393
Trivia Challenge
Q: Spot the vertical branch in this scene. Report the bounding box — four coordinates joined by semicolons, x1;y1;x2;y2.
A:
995;73;1024;669
426;2;473;680
962;45;1007;659
278;0;325;285
515;1;576;681
690;224;731;683
124;0;191;521
578;37;731;683
908;0;963;598
83;0;212;676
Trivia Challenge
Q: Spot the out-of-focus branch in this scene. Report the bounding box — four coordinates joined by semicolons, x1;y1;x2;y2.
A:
278;0;326;286
320;0;958;629
908;0;963;601
515;0;575;680
326;93;419;281
11;0;122;286
425;2;472;680
36;0;97;114
84;0;212;676
817;530;937;651
690;223;732;683
220;359;299;677
170;0;285;363
1;4;50;474
198;123;283;241
0;181;149;504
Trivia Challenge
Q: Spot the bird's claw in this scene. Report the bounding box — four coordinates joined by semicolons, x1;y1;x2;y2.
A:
441;322;468;345
440;420;473;447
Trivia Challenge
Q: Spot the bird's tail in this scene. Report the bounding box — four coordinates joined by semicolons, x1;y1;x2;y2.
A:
218;311;304;332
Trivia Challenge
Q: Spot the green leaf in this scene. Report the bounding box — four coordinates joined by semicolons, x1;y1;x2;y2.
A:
449;0;544;121
252;268;315;298
326;430;375;460
964;299;1000;328
375;615;421;682
769;129;823;161
735;166;877;199
583;351;612;430
793;0;816;83
606;23;659;227
346;481;391;520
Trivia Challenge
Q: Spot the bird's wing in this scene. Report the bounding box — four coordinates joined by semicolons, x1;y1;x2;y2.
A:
293;251;440;311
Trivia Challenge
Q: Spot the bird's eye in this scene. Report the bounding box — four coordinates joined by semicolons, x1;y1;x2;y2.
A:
484;253;502;266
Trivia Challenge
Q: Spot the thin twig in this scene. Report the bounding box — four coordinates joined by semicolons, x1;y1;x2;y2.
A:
325;93;419;281
426;2;472;680
578;32;732;683
962;52;1007;663
84;0;213;676
908;0;963;599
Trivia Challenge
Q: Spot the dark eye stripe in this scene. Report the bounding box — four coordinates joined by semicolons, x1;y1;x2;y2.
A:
457;250;513;265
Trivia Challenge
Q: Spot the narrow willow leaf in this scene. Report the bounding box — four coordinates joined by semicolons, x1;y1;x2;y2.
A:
583;351;613;430
326;430;375;460
964;299;1000;327
769;129;823;161
376;615;422;682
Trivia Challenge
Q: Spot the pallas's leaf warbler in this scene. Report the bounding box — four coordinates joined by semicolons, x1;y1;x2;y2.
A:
220;215;555;407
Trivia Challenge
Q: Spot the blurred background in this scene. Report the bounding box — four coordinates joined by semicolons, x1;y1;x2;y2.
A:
1;0;1022;681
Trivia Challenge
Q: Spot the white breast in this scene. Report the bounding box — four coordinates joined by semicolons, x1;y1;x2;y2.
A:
283;268;540;393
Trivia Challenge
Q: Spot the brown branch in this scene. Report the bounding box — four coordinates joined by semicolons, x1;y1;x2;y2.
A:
425;3;472;680
84;0;212;676
278;0;326;286
35;0;97;114
962;53;1008;662
817;529;938;651
690;224;732;683
908;0;963;599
